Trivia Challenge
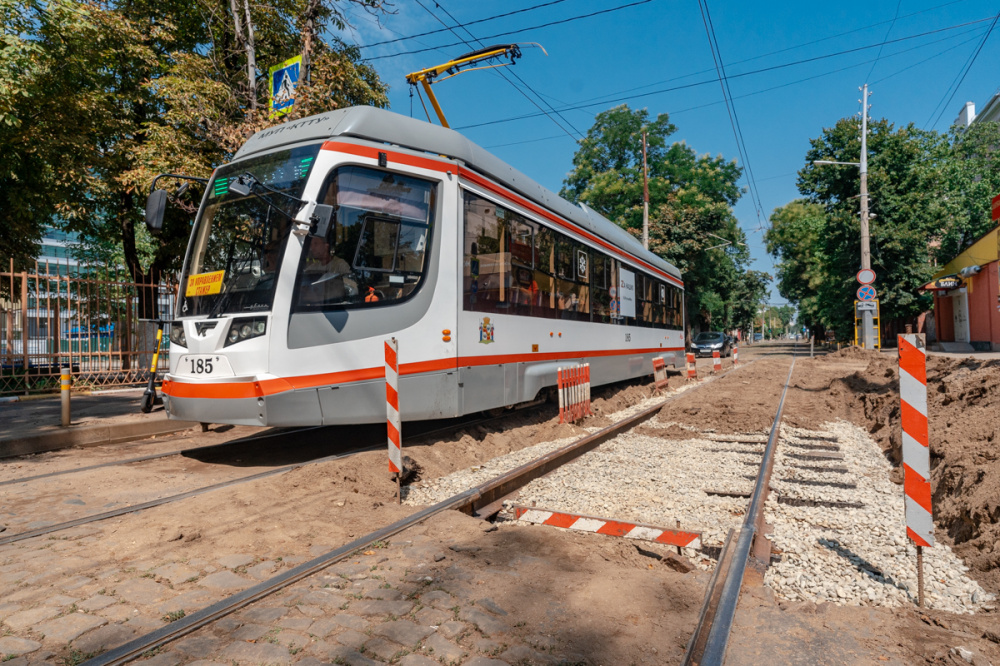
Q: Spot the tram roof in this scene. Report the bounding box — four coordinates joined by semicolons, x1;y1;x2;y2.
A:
235;107;681;282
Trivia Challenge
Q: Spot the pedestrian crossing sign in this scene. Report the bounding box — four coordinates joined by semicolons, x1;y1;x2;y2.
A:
269;55;302;118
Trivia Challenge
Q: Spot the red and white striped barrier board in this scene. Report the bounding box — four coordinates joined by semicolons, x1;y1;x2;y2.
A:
652;356;669;390
712;350;721;373
385;338;402;475
558;363;592;423
899;334;933;547
686;352;697;381
512;505;702;549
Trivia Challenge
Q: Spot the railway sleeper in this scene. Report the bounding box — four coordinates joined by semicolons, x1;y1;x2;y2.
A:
787;463;850;474
777;496;865;509
784;441;841;452
781;477;857;489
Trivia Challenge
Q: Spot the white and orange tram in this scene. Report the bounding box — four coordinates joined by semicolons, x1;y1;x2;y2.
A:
150;107;685;426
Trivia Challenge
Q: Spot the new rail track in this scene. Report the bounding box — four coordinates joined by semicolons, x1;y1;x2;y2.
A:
78;363;750;666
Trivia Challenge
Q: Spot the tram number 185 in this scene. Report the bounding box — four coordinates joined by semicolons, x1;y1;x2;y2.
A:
187;357;215;374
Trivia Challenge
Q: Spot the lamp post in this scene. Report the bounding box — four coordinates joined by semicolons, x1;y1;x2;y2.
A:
813;84;874;349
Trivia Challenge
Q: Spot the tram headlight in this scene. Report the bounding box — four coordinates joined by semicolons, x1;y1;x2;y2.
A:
169;324;187;348
225;317;267;347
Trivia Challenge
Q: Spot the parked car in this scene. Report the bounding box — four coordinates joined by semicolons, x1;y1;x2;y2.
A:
691;331;732;357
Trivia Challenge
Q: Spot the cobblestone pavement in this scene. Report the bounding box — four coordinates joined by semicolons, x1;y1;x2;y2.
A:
0;510;705;665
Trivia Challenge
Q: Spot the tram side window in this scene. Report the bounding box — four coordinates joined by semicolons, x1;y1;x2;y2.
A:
293;166;435;311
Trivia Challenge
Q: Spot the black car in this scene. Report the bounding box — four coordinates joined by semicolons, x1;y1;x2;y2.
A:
691;331;732;357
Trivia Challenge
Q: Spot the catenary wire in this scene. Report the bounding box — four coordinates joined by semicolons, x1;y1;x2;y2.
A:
454;15;998;131
925;10;1000;128
865;0;904;82
365;0;654;61
359;0;574;49
411;0;582;141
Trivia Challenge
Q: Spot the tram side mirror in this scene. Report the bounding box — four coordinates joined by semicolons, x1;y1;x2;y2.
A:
309;204;334;238
145;189;168;235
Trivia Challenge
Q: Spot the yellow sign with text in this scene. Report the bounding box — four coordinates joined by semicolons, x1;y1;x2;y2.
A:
185;270;225;297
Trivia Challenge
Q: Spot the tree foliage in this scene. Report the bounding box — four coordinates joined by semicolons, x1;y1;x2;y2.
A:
1;0;388;311
769;117;948;339
560;105;763;334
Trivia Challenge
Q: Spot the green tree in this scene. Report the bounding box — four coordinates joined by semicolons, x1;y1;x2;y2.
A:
772;117;946;339
560;104;758;333
0;0;388;313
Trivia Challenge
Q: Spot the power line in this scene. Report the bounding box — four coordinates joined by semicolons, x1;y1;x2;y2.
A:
925;11;1000;129
453;15;997;131
359;0;574;49
411;0;583;141
365;0;655;61
697;0;765;233
865;0;904;82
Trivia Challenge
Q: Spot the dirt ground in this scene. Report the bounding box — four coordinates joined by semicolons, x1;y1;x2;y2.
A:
655;345;1000;664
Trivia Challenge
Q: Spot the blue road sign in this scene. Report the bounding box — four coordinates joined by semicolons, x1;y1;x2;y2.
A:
857;285;877;301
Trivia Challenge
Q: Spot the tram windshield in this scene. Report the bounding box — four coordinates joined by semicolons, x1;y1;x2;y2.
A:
293;166;436;311
179;144;320;317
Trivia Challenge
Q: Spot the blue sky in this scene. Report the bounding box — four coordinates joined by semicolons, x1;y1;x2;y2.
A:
334;0;1000;305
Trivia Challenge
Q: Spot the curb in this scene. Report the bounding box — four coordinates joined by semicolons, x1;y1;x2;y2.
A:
0;419;199;459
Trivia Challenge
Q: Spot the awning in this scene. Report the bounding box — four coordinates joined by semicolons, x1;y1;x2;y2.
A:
921;274;964;292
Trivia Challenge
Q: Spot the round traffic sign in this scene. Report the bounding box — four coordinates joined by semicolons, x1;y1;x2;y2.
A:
857;285;877;301
857;268;876;285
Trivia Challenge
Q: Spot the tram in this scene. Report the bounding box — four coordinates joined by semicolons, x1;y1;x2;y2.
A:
148;107;685;426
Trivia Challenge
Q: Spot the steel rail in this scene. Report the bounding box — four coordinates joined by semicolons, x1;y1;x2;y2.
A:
82;363;752;665
697;356;797;666
0;408;548;545
0;426;323;488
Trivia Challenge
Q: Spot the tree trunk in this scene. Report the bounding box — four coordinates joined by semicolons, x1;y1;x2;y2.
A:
243;0;257;110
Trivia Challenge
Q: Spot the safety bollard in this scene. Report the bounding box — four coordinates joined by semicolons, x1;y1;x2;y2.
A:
686;352;697;381
733;345;739;366
810;336;814;358
60;366;71;427
712;350;721;373
385;337;402;504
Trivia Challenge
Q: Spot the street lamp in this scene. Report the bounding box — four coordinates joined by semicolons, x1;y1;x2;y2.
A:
810;84;874;349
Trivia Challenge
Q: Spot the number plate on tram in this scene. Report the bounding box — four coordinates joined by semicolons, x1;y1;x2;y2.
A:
175;355;234;377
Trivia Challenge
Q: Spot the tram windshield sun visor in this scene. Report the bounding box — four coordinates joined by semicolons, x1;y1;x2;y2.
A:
293;166;436;311
179;145;320;317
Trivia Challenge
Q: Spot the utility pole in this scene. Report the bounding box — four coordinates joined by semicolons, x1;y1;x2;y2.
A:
642;131;650;250
859;83;875;349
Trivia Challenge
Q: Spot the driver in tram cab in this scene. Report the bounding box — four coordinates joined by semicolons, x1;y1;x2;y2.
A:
301;238;357;304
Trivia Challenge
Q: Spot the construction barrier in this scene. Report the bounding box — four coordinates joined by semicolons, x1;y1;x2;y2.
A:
899;334;933;547
652;356;669;390
512;505;702;549
557;363;591;424
384;338;402;475
712;350;721;373
733;345;739;366
686;352;697;381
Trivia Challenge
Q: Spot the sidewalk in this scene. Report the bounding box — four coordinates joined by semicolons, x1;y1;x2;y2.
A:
0;388;197;458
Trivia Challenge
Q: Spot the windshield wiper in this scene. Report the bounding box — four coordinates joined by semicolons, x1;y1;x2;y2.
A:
229;172;334;237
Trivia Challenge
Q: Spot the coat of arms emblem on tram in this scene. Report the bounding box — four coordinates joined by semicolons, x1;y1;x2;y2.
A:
479;317;495;344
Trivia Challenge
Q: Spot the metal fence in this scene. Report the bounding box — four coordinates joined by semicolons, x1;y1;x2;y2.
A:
1;260;177;395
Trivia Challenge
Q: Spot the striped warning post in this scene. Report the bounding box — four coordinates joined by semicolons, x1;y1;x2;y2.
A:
557;364;592;423
652;357;669;390
899;333;933;547
686;352;697;381
385;338;402;475
512;505;702;549
733;344;739;366
712;350;721;373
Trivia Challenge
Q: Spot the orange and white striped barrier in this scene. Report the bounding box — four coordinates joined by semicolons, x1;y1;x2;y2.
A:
512;505;702;549
686;352;697;381
652;356;669;390
385;338;402;476
899;333;933;548
712;350;721;373
733;345;739;366
558;363;591;423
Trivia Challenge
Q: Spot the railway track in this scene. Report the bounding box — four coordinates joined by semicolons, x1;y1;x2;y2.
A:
0;409;541;547
74;366;748;665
